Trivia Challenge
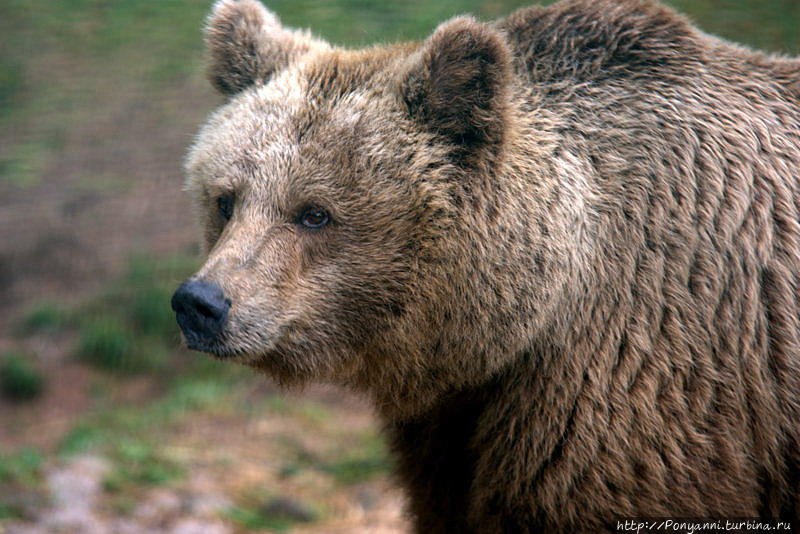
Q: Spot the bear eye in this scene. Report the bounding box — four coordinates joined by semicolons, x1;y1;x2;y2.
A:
217;195;234;221
299;208;329;229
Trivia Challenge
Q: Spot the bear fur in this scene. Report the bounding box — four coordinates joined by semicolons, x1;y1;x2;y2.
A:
180;0;800;531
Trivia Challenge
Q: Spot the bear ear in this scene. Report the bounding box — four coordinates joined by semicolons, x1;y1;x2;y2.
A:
399;16;512;159
205;0;327;96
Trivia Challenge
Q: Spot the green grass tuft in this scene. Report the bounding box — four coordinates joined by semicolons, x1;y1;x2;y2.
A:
58;423;106;457
320;431;392;485
130;285;177;340
0;448;44;487
225;485;319;532
23;301;69;334
107;440;184;489
225;505;296;533
320;452;391;485
280;430;392;485
0;352;45;401
75;316;135;371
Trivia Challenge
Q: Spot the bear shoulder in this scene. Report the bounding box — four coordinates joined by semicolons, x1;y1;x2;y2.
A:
496;0;700;82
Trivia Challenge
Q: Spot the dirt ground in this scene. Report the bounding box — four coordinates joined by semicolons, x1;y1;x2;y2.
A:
2;378;409;533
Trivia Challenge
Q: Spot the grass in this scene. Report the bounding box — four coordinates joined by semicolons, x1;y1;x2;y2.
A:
58;424;107;458
261;394;332;425
0;142;51;189
225;487;319;532
75;317;136;371
225;505;298;533
0;448;45;520
103;440;185;491
73;317;171;374
16;253;199;373
57;373;242;459
667;0;800;55
0;0;212;189
37;253;250;462
280;428;392;485
53;369;248;506
319;430;392;485
22;301;69;334
0;58;23;109
320;452;391;485
0;352;45;401
0;448;44;488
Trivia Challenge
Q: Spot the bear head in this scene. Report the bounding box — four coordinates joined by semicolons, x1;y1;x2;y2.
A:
177;0;585;418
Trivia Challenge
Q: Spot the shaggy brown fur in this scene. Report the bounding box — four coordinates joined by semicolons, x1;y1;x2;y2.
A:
179;0;800;531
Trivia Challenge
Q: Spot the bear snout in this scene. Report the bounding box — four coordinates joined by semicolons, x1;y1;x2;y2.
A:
171;279;231;350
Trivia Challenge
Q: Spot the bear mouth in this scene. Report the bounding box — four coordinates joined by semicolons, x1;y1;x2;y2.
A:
181;333;239;359
184;326;282;364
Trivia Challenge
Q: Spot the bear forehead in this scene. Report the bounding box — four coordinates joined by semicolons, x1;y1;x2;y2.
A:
187;50;399;191
216;45;399;134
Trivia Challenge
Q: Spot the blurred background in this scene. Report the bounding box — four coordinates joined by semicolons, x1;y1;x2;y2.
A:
0;1;798;532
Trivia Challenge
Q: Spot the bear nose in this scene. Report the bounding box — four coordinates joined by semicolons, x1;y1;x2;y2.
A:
171;279;231;349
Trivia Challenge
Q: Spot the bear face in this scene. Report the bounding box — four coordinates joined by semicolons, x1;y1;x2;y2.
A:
178;0;587;417
185;61;438;386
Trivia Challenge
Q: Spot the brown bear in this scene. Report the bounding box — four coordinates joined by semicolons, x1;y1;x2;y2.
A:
172;0;800;531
